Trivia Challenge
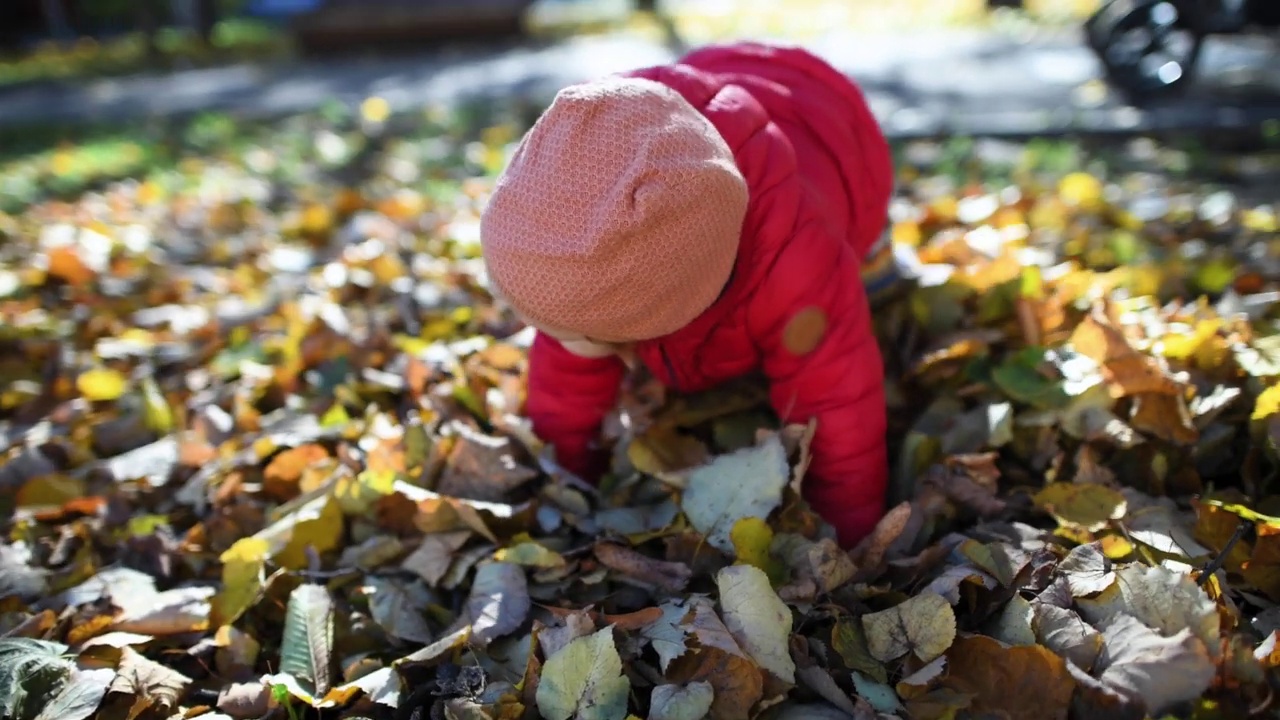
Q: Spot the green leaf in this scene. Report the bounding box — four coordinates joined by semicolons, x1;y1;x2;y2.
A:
991;346;1069;409
535;627;630;720
278;583;335;699
0;638;74;720
831;618;887;684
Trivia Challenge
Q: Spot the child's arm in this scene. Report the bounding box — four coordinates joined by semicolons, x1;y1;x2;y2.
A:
525;331;626;481
749;238;888;548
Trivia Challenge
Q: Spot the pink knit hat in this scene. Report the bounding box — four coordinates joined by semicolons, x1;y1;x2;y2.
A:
480;76;749;343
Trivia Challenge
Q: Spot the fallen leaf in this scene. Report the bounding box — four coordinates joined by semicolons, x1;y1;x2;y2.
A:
466;561;530;646
986;594;1037;646
831;618;887;684
438;424;538;502
1129;392;1199;445
594;542;691;593
364;576;436;644
1076;563;1219;656
211;537;269;628
217;682;272;719
1092;613;1215;715
113;586;214;635
730;517;784;583
77;367;128;402
682;434;789;554
1058;542;1116;596
940;634;1074;720
648;682;714;720
108;646;191;716
850;671;902;714
862;592;955;663
665;599;764;720
34;666;114;720
278;582;334;700
401;530;472;586
716;565;795;684
0;638;74;720
535;627;630;720
494;539;566;569
639;600;693;674
1034;482;1127;531
1032;602;1104;672
629;425;710;475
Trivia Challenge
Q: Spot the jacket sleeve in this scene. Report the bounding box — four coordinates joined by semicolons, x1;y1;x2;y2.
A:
748;226;889;548
524;330;626;482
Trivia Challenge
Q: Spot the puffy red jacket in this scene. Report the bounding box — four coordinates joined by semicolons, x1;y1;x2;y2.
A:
524;42;893;547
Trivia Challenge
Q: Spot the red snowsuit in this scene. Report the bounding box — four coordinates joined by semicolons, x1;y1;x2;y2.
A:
524;42;894;547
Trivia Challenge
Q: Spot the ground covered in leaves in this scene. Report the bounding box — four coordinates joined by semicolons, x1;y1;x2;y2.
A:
1;99;1280;720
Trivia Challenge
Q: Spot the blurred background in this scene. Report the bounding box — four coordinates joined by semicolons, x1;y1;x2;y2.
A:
0;0;1277;213
1;0;1276;132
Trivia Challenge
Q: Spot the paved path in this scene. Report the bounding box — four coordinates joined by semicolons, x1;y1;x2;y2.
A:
0;25;1277;138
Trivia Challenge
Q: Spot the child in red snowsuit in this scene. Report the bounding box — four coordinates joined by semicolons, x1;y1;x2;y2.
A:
480;42;894;547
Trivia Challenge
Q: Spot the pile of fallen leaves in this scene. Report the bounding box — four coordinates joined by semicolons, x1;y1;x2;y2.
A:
1;101;1280;720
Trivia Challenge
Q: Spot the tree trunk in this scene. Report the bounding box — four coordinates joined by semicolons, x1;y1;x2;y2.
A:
40;0;74;41
196;0;219;45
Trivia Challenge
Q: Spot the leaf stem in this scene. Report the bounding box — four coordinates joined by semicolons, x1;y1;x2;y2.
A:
1197;519;1250;587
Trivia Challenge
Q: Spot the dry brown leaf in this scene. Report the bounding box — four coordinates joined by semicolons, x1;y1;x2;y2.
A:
108;646;192;716
437;424;538;502
1069;306;1179;398
400;530;472;586
593;542;692;593
665;600;765;720
1129;392;1199;445
940;635;1075;720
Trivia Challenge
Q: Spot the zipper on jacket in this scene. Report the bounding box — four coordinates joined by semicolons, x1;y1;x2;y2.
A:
660;343;681;392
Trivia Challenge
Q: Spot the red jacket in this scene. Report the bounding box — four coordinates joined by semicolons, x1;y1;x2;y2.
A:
524;42;893;547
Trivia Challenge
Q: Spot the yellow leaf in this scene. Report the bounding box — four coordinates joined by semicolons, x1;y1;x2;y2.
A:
730;517;785;585
77;366;128;401
141;376;175;434
361;96;391;124
1034;482;1127;532
1254;384;1280;421
320;403;351;428
628;425;709;476
16;473;87;508
1058;172;1103;211
211;537;270;627
334;468;397;516
277;497;345;570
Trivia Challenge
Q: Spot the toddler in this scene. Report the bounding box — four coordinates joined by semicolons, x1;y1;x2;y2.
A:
480;42;895;547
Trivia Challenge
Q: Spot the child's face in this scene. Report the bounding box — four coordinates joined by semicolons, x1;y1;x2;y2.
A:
534;321;636;365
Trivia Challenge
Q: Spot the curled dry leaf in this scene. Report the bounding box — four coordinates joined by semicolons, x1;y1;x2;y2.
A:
1077;562;1220;657
1058;542;1116;597
593;542;692;593
108;646;192;716
437;424;538;502
1092;613;1215;716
